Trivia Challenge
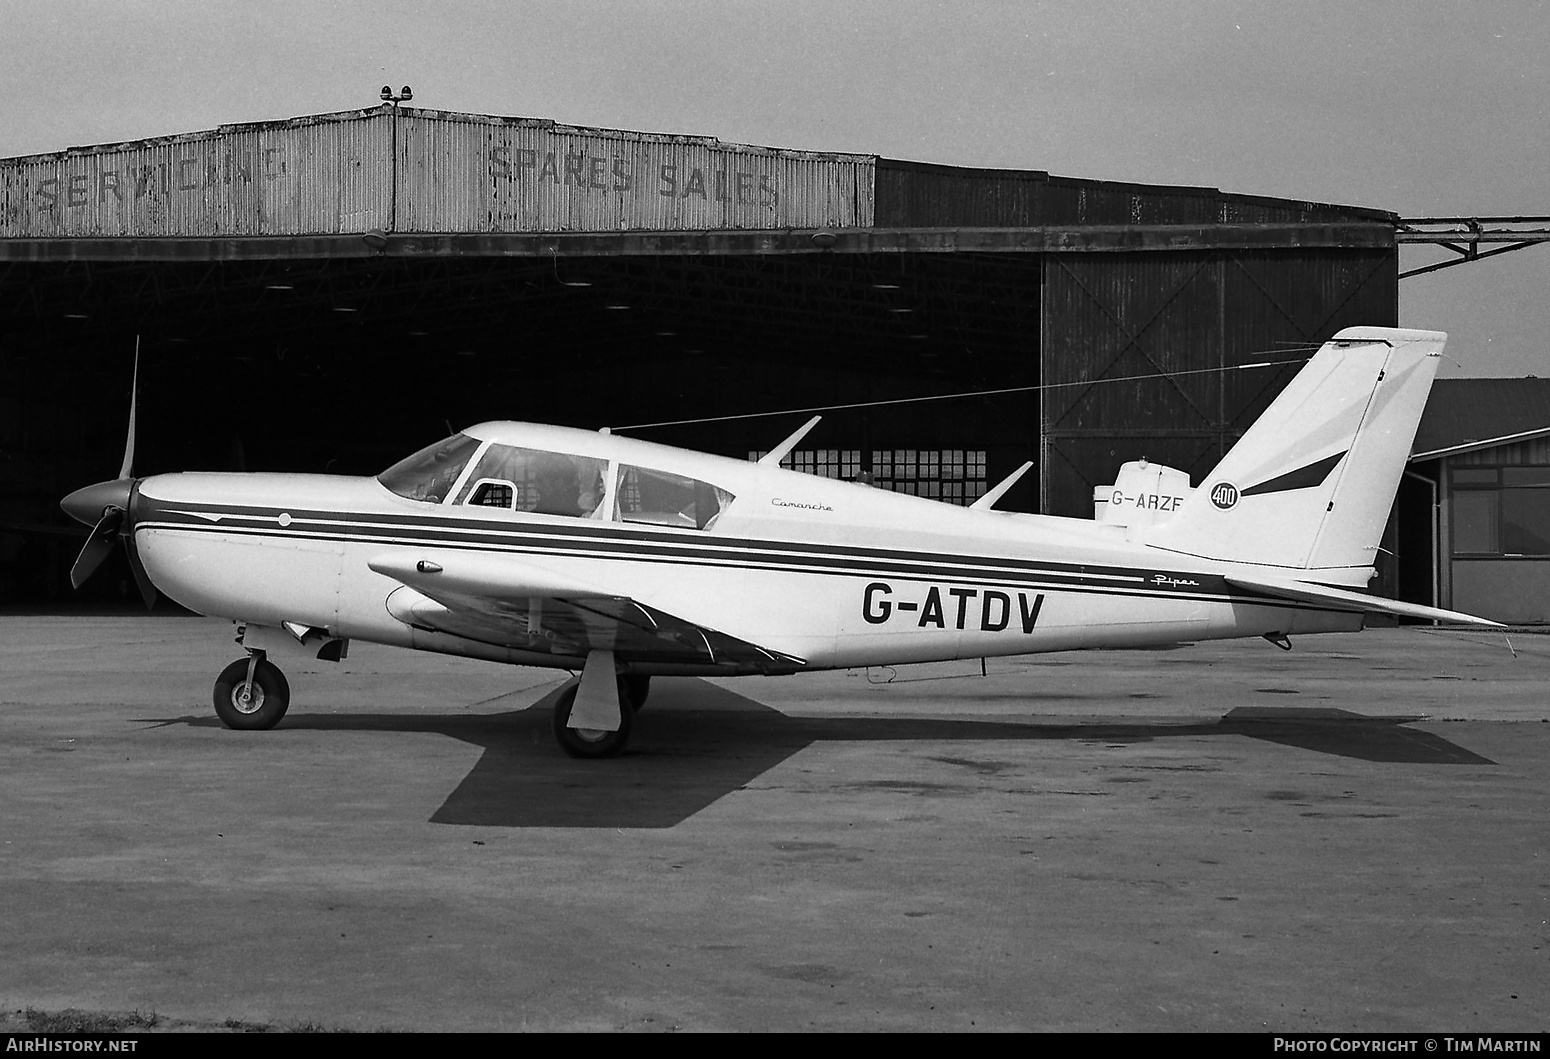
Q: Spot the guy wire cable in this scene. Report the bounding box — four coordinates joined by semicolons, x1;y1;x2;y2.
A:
611;349;1320;432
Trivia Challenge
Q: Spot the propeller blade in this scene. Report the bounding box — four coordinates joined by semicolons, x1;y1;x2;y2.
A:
69;509;123;589
123;535;159;609
117;341;139;480
63;341;145;595
123;479;157;608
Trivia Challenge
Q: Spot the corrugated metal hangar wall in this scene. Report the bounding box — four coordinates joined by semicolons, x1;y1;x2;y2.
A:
0;107;1396;605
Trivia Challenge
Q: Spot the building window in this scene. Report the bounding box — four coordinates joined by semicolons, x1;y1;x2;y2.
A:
1451;466;1550;556
873;449;987;503
1452;489;1499;554
748;447;989;505
748;449;862;480
790;449;863;480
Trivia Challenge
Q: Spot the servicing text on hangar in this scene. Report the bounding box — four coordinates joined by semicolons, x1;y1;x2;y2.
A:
0;106;876;239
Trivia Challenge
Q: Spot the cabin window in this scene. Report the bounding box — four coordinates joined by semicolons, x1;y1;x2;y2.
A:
377;434;482;504
466;479;515;509
452;444;608;518
615;465;733;530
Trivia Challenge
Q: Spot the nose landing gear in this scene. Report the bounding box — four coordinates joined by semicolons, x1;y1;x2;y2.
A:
212;653;291;730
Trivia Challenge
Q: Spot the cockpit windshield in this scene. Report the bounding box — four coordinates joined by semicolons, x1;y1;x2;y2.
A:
377;434;482;503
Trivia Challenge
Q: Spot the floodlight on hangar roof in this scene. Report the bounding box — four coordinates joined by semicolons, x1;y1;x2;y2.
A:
0;104;1399;260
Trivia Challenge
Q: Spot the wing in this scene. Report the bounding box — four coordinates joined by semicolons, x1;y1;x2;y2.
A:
367;552;806;674
1225;574;1504;628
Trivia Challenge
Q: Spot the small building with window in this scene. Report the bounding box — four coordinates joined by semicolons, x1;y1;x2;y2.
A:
1408;378;1550;623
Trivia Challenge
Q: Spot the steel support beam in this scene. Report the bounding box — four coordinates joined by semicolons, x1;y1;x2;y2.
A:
0;223;1396;263
1396;217;1550;278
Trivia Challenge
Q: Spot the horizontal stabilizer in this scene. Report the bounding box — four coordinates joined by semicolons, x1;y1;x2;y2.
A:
1226;575;1503;628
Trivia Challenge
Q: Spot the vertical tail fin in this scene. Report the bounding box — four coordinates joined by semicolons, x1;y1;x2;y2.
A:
1145;327;1444;584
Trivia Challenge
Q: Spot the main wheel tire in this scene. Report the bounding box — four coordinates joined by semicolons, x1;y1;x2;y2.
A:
620;674;650;712
213;657;291;731
551;683;632;759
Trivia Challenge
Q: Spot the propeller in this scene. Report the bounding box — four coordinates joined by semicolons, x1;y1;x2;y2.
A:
59;346;158;608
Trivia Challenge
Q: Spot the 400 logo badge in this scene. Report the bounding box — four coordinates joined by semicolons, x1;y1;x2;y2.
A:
1209;482;1240;510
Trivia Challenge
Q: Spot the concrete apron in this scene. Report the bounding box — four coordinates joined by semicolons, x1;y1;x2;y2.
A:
1;617;1545;1031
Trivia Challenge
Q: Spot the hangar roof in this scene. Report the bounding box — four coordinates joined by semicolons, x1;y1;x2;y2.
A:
0;105;1394;255
1412;378;1550;459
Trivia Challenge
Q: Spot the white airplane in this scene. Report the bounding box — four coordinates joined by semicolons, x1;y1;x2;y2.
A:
62;326;1499;758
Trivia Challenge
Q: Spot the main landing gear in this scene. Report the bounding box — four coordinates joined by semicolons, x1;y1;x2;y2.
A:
551;653;650;759
212;653;290;730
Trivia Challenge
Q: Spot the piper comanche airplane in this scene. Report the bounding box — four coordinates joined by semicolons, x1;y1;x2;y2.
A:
62;326;1498;757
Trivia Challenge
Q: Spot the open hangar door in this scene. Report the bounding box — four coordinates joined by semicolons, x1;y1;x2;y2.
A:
1039;248;1398;517
1;248;1043;606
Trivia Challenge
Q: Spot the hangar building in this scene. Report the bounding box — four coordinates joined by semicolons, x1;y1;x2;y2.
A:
0;105;1399;605
1408;378;1550;623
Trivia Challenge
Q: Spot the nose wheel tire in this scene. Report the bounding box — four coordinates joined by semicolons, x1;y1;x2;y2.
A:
551;684;633;759
213;657;291;731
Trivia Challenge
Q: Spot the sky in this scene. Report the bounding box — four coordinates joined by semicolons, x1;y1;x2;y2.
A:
1;0;1546;376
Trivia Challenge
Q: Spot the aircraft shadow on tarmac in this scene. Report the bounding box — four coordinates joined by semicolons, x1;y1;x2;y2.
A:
152;678;1494;829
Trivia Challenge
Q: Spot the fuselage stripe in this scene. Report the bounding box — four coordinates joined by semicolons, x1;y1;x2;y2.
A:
132;507;1332;613
143;502;1147;577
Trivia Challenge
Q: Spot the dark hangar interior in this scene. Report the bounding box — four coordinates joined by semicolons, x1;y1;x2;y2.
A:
0;106;1399;605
